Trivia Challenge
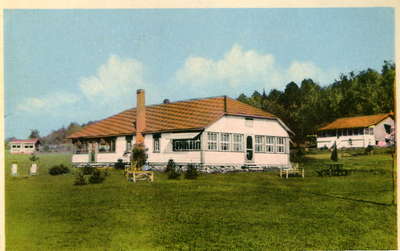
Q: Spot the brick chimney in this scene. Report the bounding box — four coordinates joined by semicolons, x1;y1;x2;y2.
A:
135;89;146;145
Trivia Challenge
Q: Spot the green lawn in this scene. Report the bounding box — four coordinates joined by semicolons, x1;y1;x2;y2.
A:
5;151;396;250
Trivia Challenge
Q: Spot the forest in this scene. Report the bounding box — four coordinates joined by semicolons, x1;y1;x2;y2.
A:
237;61;395;145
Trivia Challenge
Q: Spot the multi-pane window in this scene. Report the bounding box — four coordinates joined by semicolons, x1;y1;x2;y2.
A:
233;134;244;152
153;138;160;152
173;139;201;151
266;136;275;153
126;136;133;152
276;137;285;153
98;138;116;153
220;133;230;151
207;132;218;150
369;128;374;135
255;135;265;153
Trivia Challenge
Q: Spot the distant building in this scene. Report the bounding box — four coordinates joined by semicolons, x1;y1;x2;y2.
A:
9;139;41;154
317;113;395;149
67;89;293;171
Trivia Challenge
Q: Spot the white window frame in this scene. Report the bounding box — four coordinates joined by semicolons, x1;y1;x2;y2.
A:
153;138;160;152
233;134;243;152
207;132;218;151
276;137;285;153
255;135;265;153
266;136;275;153
220;133;231;152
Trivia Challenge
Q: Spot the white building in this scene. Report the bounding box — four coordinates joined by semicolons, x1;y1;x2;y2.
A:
68;90;293;172
9;139;40;154
317;113;395;149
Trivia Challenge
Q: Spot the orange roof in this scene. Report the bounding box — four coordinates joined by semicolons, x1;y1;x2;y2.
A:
68;96;277;139
9;139;40;144
318;113;393;131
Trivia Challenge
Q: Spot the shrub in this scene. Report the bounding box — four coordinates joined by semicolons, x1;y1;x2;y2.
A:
82;164;95;175
165;159;175;173
365;145;374;155
88;169;106;184
330;143;338;162
29;153;40;162
165;159;181;179
290;147;305;163
74;171;87;186
114;159;125;170
131;144;148;170
184;164;199;179
49;164;70;175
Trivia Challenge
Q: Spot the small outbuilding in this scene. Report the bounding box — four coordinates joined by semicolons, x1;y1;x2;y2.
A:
317;113;395;149
9;139;41;154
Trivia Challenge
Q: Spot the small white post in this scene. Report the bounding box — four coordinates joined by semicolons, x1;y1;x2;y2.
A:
11;163;18;176
30;163;38;176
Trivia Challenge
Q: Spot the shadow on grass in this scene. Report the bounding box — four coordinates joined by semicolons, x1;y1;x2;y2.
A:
308;191;394;207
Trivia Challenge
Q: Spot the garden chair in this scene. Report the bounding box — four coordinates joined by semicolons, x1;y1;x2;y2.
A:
280;163;304;179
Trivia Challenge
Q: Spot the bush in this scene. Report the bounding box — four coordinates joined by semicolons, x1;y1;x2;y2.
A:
114;159;125;170
49;164;70;175
184;164;199;179
365;145;374;155
82;164;95;175
29;153;40;162
74;171;87;186
290;147;305;163
131;144;148;170
165;159;175;173
88;169;106;184
166;159;181;179
330;143;338;162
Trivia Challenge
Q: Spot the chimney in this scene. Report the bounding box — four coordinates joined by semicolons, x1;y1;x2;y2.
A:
135;89;146;145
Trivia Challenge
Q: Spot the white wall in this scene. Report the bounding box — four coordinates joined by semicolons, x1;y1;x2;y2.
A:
374;117;394;144
317;132;375;149
10;143;36;154
146;133;201;164
203;115;289;166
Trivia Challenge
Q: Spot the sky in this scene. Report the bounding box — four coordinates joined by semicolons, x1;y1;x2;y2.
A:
4;8;394;139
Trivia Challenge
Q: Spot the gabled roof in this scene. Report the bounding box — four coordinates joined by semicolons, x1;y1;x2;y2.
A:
9;139;40;144
318;113;394;131
68;96;279;139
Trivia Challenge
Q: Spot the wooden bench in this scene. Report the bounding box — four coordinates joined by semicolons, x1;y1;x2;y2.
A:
125;165;154;183
280;163;304;179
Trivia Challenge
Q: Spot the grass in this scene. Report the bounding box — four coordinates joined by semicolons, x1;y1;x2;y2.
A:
5;151;396;250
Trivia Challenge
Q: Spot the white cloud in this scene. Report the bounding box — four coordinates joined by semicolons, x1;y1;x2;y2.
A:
17;92;79;112
175;44;337;93
79;55;146;103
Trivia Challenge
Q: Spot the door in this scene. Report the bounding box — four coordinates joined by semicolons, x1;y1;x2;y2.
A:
246;135;254;162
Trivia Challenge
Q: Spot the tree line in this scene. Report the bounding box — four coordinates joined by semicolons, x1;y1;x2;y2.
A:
237;61;395;145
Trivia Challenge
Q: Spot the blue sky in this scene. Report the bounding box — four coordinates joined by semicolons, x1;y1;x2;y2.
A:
4;8;394;139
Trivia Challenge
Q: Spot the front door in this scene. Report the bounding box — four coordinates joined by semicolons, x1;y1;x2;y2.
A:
246;135;254;162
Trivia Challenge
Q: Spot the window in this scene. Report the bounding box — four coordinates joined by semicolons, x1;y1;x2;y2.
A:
98;137;116;153
25;145;30;148
348;128;353;136
220;133;230;151
369;128;374;135
276;137;285;153
153;138;160;152
266;136;275;153
173;139;201;151
343;129;348;136
207;132;218;151
233;134;243;152
126;136;133;152
255;135;265;152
